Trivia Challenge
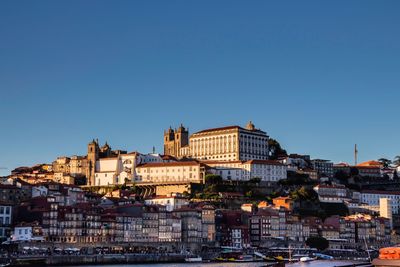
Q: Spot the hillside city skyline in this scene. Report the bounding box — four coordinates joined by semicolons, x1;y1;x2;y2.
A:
0;121;397;177
1;2;400;265
1;1;400;177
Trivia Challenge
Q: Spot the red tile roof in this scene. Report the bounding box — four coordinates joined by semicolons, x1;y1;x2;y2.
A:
244;160;284;166
192;125;242;135
357;160;382;167
200;159;284;166
361;190;400;195
136;161;202;168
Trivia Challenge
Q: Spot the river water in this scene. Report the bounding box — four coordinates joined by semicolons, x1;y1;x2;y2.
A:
54;260;367;267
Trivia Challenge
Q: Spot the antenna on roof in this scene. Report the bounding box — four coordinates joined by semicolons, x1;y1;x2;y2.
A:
152;146;155;154
354;144;358;166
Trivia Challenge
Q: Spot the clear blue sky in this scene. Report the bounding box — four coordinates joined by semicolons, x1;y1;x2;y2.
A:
1;1;399;175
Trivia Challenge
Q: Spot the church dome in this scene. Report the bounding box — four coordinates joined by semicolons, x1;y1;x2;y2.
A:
246;121;255;131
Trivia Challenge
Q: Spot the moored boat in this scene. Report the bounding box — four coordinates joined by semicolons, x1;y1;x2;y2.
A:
299;256;316;262
185;256;203;262
185;256;202;262
372;246;400;266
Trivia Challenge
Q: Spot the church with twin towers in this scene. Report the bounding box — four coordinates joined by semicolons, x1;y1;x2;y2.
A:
163;121;270;161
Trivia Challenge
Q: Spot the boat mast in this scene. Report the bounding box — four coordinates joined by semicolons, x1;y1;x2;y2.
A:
363;236;371;262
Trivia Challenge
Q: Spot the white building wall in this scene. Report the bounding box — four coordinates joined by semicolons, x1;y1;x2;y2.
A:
95;172;116;186
96;158;118;172
207;160;286;182
361;192;400;214
0;205;12;240
136;164;202;183
190;131;239;161
11;226;32;242
32;186;48;198
144;197;189;211
94;153;166;186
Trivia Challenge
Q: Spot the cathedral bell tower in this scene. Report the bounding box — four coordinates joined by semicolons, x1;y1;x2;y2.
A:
87;139;99;186
163;124;189;157
163;127;175;156
174;124;189;157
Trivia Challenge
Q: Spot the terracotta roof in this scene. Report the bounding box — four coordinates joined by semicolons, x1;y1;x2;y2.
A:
136;161;201;168
200;160;243;164
192;125;242;135
244;160;284;166
361;190;400;195
192;125;267;136
334;162;350;167
201;159;284;166
357;160;382;167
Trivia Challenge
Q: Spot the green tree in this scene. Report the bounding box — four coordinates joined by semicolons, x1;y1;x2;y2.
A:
350;167;359;176
268;138;287;160
393;156;400;167
245;191;253;198
129;184;137;193
306;236;329;251
204;174;223;184
394;170;399;180
334;171;350;184
291;186;318;201
378;158;392;168
249;177;261;184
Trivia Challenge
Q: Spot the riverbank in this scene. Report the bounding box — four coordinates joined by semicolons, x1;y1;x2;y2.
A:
41;260;373;267
7;253;187;266
4;254;372;267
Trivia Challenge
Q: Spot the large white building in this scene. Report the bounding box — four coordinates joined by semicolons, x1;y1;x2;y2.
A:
206;160;287;182
144;193;189;211
94;153;165;186
164;122;270;162
135;161;207;184
313;184;349;203
360;190;400;214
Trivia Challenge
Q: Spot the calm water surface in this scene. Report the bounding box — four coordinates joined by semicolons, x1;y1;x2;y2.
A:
55;261;366;267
